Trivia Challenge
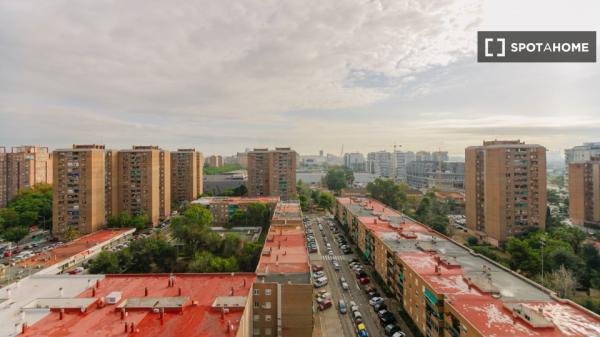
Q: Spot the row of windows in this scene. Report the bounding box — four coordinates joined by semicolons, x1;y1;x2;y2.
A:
253;288;273;296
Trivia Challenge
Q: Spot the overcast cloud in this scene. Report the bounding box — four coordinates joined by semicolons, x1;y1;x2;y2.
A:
0;0;599;157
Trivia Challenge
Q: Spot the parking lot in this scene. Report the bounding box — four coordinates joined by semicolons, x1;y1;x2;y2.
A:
305;213;409;337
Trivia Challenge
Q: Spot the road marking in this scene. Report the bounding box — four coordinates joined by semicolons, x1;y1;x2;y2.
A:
321;255;347;261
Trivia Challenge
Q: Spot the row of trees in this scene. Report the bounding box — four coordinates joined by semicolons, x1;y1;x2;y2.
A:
107;212;150;231
90;205;263;274
0;184;53;245
366;178;454;234
226;202;271;230
297;181;334;211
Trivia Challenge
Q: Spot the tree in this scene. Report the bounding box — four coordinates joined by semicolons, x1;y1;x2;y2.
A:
366;178;407;210
188;251;238;272
299;195;309;211
0;208;20;228
2;226;29;245
222;234;242;256
324;166;349;192
62;227;81;241
19;211;39;227
505;237;541;276
467;236;479;246
318;192;334;210
89;251;121;273
545;265;577;298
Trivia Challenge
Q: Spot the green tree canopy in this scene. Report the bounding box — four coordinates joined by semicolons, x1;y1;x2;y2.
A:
2;226;29;245
324;166;354;192
89;251;121;274
366;178;407;210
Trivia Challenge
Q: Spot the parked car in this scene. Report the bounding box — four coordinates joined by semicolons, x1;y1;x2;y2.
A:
312;264;324;272
384;324;401;336
369;297;384;306
357;323;369;337
359;277;370;285
318;299;332;311
374;303;387;312
391;332;406;337
338;299;347;314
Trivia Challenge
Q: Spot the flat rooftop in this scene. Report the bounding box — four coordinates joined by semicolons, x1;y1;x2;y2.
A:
14;273;256;337
19;229;133;269
338;197;600;337
271;201;303;223
192;196;280;206
256;226;310;276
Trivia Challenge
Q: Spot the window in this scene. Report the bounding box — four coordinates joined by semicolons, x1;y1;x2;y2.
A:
254;289;260;296
254;301;259;308
253;315;260;322
263;301;272;309
265;288;272;296
265;315;272;322
265;328;272;335
253;328;260;335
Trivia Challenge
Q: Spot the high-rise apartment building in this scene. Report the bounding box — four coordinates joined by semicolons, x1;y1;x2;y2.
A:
117;146;166;225
247;148;297;199
367;151;393;178
343;152;366;172
392;150;416;182
569;158;600;226
432;150;449;162
416;151;432;161
4;146;52;203
52;145;106;238
104;149;119;222
565;142;600;166
206;155;223;167
0;147;7;208
171;149;204;204
465;140;546;246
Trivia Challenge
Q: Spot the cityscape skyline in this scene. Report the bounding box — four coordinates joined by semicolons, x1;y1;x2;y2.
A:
1;1;599;156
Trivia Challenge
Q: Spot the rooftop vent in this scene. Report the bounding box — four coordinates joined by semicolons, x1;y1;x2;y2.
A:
503;303;554;329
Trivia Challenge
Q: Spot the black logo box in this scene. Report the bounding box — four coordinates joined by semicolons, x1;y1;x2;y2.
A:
478;31;596;62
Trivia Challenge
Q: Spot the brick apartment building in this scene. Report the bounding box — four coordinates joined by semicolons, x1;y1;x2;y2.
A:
247;148;297;200
171;149;204;204
52;145;106;238
335;197;600;337
569;157;600;226
0;145;53;208
465;140;547;245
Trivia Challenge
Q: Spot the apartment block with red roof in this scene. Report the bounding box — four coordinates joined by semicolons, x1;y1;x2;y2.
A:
334;197;600;337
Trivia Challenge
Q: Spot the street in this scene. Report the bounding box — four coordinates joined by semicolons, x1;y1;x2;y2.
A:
308;213;385;337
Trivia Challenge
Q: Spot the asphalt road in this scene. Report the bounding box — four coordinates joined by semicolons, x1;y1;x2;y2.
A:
309;213;384;337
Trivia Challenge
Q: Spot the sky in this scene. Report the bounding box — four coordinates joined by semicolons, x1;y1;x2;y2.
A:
0;0;599;159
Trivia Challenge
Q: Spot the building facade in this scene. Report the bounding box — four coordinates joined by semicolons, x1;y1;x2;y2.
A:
392;150;416;182
117;146;162;225
0;147;7;208
1;146;53;206
343;152;366;172
207;155;224;167
52;145;106;238
406;161;465;192
367;151;393;178
569;158;600;226
171;149;204;204
334;197;600;337
465;140;547;245
247;148;297;199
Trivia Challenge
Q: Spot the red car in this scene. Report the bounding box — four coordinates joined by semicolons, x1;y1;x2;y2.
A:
318;299;332;311
359;277;370;285
312;264;324;272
